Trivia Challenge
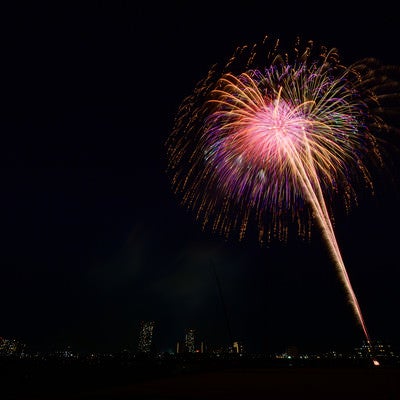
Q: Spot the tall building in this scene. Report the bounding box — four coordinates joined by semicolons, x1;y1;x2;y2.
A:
137;321;155;353
185;328;196;353
176;341;181;354
232;341;244;354
286;345;299;359
200;341;206;354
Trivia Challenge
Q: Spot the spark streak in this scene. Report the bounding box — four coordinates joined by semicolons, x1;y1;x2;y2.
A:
284;127;370;341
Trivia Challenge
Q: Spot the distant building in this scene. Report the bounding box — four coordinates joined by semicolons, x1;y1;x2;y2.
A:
286;345;299;359
176;341;181;354
200;341;206;354
355;340;396;361
0;337;25;357
185;328;196;353
232;341;244;354
137;321;155;353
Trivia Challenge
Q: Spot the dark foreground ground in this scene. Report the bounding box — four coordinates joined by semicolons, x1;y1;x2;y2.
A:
2;358;399;400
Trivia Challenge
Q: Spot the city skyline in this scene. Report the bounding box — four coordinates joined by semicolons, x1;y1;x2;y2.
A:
3;316;399;358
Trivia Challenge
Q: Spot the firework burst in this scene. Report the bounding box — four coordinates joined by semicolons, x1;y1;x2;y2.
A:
166;36;399;346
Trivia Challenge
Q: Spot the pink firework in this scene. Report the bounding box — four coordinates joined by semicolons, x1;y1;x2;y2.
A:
166;36;399;350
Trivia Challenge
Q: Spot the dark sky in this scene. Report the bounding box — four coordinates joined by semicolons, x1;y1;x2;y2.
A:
1;2;399;354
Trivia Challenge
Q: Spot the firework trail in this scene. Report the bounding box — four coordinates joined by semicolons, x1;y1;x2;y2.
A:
166;36;399;345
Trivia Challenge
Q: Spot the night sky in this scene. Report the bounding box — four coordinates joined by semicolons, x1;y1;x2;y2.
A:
1;2;399;355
